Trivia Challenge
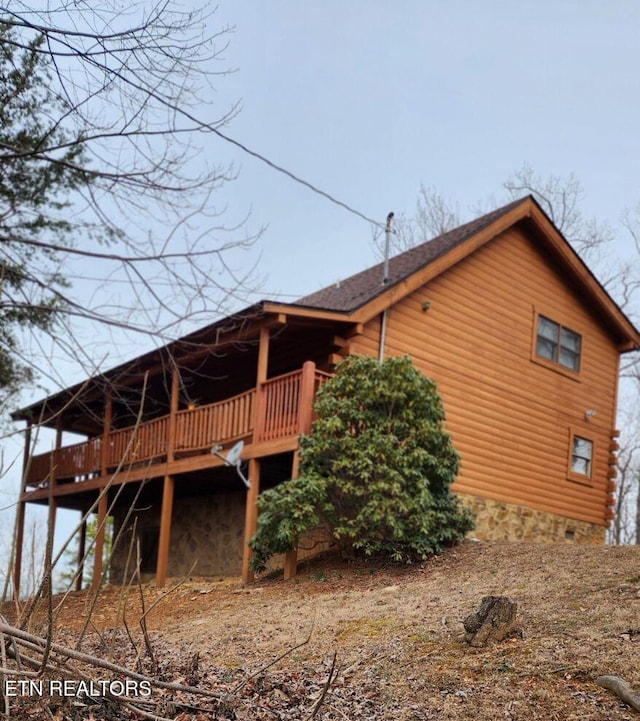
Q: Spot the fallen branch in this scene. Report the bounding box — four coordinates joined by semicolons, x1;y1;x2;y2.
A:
232;616;315;694
596;675;640;712
1;627;8;716
306;650;340;720
0;617;223;701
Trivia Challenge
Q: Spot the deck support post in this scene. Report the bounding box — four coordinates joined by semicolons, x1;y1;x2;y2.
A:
168;364;180;461
284;451;302;581
13;424;32;600
92;492;108;591
54;420;62;483
242;458;261;584
257;327;270;385
155;474;175;588
93;393;111;592
283;549;298;580
154;367;180;589
283;364;316;581
76;517;87;592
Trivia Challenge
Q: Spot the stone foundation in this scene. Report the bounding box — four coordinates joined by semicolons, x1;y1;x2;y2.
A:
170;492;246;576
458;494;606;545
111;489;606;584
111;491;246;582
264;525;335;574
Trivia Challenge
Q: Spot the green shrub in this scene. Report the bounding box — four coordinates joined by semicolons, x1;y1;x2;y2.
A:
250;355;474;571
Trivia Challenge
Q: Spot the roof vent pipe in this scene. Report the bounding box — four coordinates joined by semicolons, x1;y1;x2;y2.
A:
382;212;394;285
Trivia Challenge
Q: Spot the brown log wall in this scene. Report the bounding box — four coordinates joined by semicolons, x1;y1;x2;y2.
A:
360;226;619;527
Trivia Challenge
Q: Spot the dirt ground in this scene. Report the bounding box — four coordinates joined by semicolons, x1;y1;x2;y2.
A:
7;540;640;719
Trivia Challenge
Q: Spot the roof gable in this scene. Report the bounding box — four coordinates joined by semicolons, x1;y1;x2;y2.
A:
286;195;640;351
295;197;526;313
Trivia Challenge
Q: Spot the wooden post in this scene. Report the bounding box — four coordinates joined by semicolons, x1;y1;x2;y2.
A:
155;366;180;589
92;389;113;592
298;360;316;434
52;418;63;489
101;391;112;476
167;365;180;463
253;328;270;443
242;458;261;584
155;474;175;588
283;551;298;580
20;424;32;495
13;424;31;600
76;517;87;592
256;327;270;385
283;363;316;581
92;492;108;591
283;451;301;581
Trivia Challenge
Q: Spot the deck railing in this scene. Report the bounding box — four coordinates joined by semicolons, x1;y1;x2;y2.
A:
256;369;303;442
24;364;332;489
175;387;255;451
107;415;170;468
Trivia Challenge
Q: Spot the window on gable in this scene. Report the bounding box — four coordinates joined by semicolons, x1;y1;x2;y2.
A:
571;435;593;478
536;315;581;372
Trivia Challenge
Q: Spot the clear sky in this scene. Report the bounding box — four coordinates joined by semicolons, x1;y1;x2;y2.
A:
3;1;640;575
203;1;640;302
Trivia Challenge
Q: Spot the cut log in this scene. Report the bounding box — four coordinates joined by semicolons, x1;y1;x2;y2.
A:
463;596;519;647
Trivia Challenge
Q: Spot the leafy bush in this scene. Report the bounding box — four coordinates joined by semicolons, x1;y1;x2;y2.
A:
250;355;474;571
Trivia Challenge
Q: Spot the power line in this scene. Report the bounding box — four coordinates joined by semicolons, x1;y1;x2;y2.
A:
10;7;385;232
211;127;385;229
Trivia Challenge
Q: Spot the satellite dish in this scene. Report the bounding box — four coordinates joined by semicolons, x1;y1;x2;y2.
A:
225;440;244;466
210;439;250;489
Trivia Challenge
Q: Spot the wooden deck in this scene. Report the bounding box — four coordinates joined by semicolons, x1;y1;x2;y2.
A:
24;364;332;492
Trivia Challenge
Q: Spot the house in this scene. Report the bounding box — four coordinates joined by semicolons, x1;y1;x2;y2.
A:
11;195;640;595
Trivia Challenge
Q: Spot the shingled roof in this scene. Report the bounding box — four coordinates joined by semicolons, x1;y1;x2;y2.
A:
294;196;529;313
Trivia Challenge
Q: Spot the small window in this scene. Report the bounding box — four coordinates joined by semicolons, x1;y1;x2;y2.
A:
571;436;593;478
536;315;581;372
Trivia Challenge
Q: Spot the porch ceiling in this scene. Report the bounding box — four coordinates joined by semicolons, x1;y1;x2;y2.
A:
14;314;351;436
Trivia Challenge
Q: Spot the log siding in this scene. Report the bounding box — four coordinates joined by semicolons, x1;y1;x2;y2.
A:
365;226;619;527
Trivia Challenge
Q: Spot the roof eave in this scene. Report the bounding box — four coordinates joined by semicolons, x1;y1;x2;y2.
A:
350;198;536;324
11;301;270;425
337;196;640;351
526;202;640;351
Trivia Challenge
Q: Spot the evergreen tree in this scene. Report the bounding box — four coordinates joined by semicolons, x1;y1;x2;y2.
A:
0;22;93;401
250;355;474;571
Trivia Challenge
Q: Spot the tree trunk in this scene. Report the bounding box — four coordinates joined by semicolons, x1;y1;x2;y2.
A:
463;596;519;647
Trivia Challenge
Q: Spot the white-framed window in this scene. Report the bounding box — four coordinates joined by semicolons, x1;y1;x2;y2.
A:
570;435;593;478
536;315;582;372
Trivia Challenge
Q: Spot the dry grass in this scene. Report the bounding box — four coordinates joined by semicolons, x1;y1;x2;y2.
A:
13;540;640;719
